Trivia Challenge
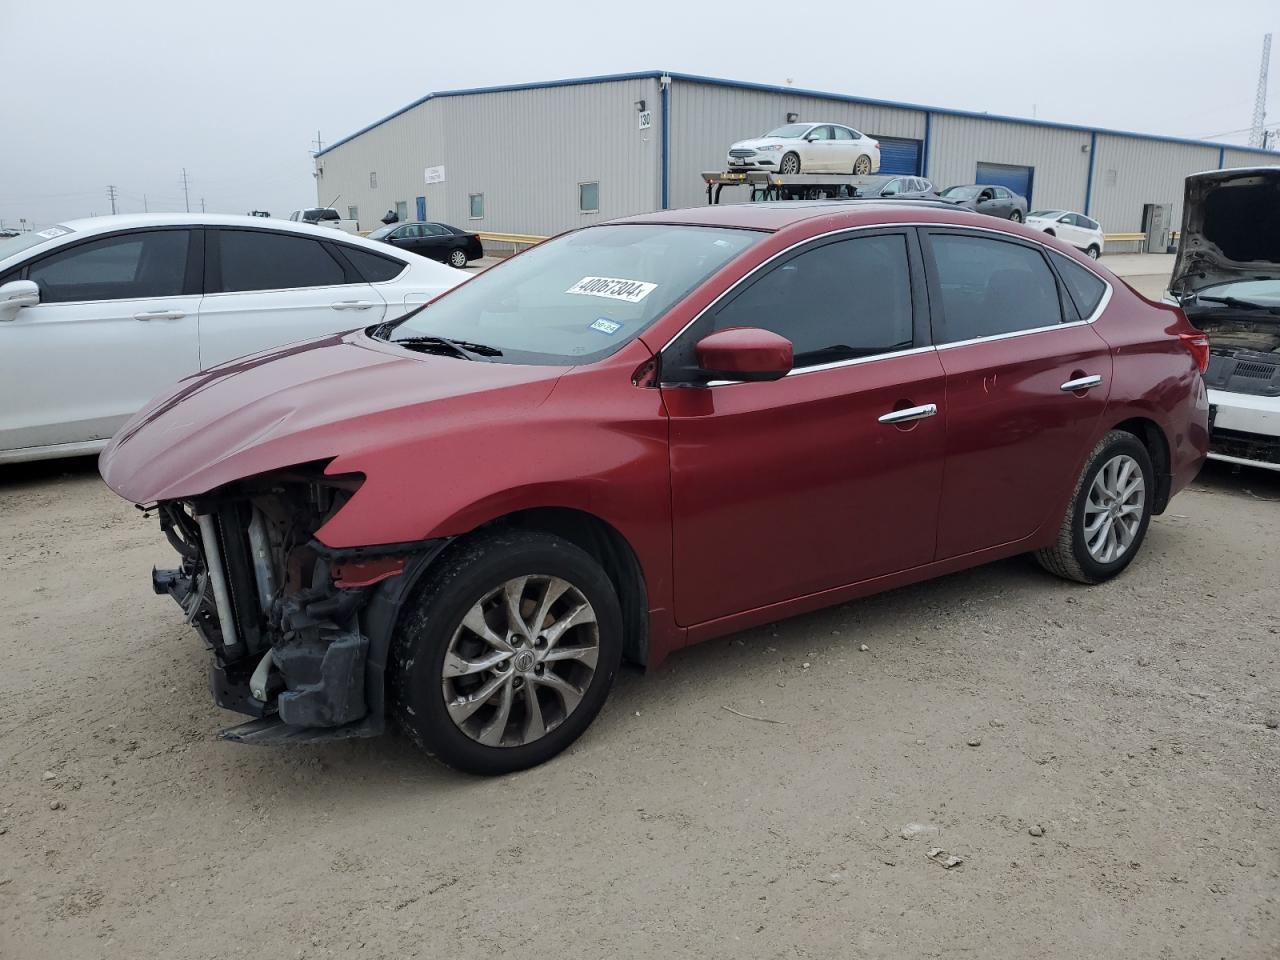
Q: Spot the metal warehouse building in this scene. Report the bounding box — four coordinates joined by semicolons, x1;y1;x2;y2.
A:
313;70;1277;244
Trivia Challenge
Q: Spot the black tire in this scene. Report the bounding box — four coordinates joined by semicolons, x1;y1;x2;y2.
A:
448;248;468;268
1086;245;1101;260
1035;430;1155;585
390;530;623;775
1009;210;1024;223
779;152;801;175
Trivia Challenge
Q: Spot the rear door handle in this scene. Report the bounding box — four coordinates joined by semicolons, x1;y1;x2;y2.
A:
133;310;185;321
1060;374;1103;392
330;300;376;311
878;403;938;425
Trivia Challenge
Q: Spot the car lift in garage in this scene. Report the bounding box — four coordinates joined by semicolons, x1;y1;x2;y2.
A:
702;170;880;203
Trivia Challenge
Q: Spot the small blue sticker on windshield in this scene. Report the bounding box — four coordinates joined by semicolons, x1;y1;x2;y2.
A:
589;317;622;335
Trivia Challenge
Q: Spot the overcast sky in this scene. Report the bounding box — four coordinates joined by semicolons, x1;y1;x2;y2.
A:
1;0;1275;228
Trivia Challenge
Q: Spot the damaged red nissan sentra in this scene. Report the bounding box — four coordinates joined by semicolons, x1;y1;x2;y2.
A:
100;201;1209;774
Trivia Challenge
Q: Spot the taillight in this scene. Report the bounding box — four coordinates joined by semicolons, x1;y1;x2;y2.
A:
1179;331;1210;374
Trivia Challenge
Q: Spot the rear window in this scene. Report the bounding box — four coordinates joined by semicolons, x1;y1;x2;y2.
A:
339;245;405;283
1051;252;1107;317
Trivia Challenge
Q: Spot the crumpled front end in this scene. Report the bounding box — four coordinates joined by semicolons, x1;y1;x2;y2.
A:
151;462;435;743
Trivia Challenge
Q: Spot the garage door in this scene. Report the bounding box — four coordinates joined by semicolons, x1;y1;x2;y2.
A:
975;162;1034;205
875;137;922;175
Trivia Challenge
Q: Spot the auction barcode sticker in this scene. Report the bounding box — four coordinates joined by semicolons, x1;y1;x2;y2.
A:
565;276;657;303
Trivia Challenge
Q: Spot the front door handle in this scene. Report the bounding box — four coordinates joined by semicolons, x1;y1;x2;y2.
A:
330;300;376;311
133;310;185;321
1060;374;1103;392
878;403;938;425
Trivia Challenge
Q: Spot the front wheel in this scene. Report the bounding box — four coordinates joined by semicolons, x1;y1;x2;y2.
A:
448;248;468;268
1086;245;1101;260
853;154;872;175
1009;210;1024;223
390;531;623;775
779;152;801;175
1035;431;1154;584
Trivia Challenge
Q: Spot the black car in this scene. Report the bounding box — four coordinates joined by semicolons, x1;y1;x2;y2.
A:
368;221;484;268
938;184;1028;222
848;175;936;198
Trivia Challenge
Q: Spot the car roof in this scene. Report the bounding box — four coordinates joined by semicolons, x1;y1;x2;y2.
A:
610;199;995;232
50;212;347;234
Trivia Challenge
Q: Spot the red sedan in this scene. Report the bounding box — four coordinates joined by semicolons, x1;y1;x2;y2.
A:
100;200;1210;774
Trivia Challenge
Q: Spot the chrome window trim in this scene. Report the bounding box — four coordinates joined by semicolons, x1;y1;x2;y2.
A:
658;220;1114;388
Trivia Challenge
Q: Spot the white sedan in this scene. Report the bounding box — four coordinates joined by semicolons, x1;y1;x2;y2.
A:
1025;210;1105;259
0;214;465;463
727;122;881;175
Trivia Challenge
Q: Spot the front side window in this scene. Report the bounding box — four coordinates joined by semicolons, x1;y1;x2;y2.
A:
697;233;914;370
808;125;833;141
214;230;346;293
383;224;760;365
881;179;901;196
928;233;1063;343
579;182;600;213
469;194;484;219
27;230;189;303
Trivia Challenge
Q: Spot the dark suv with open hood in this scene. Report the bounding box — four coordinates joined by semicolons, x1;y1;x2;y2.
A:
1172;167;1280;472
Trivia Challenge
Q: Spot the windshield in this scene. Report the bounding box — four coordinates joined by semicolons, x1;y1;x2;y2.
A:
1197;279;1280;306
1029;210;1064;219
764;124;812;139
380;224;761;364
0;226;73;263
941;186;981;200
367;223;397;240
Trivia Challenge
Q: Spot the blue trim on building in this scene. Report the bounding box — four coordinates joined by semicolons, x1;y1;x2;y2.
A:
660;77;670;209
921;112;932;177
1084;131;1097;216
1218;146;1225;169
315;68;1280;161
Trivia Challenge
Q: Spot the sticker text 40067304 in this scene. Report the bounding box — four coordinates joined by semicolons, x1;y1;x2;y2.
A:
565;276;657;304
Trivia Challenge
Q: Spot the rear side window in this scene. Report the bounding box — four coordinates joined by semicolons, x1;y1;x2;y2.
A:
214;230;346;292
27;230;190;303
1051;252;1107;317
928;234;1062;343
338;246;405;283
709;234;914;368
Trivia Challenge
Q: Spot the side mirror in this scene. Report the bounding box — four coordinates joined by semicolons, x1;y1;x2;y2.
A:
0;280;39;320
694;327;793;383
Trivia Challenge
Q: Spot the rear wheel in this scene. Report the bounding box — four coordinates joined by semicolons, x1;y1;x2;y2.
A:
390;531;623;775
1086;244;1101;260
1035;431;1154;584
779;152;801;175
448;248;468;268
853;154;872;175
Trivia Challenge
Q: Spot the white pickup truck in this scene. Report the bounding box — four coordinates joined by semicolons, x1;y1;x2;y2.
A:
287;207;359;234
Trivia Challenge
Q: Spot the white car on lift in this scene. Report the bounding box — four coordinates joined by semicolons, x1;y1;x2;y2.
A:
727;122;881;175
1026;209;1105;259
0;214;465;463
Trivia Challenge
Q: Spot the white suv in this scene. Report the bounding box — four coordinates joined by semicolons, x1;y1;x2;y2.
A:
1026;210;1104;259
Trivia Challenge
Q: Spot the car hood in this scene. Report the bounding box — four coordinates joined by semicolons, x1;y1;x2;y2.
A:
729;137;792;151
99;331;566;504
1171;166;1280;297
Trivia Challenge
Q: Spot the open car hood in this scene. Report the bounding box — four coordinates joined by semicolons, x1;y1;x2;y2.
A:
1171;166;1280;298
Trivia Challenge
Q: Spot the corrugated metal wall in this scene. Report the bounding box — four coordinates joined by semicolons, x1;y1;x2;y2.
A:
316;78;660;238
1088;135;1219;233
667;81;926;209
927;114;1091;213
1221;147;1271;170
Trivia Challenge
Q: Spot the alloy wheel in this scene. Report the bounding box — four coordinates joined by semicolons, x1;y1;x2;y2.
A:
854;155;871;175
780;153;800;175
441;575;599;747
449;249;467;268
1083;454;1145;563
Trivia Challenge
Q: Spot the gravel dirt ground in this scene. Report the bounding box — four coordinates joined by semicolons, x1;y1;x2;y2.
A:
2;265;1277;959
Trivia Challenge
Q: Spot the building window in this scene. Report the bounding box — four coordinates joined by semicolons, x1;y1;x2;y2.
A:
347;205;358;223
579;181;599;213
394;200;408;222
369;172;377;189
469;193;484;219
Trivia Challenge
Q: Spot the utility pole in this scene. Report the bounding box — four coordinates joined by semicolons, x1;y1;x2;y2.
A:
312;130;324;153
200;197;206;213
1250;33;1272;148
180;168;191;213
143;194;149;213
107;185;118;215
